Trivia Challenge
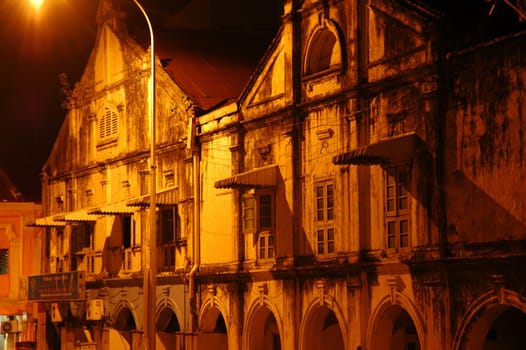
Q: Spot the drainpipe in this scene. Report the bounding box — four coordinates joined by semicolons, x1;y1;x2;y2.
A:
187;116;200;349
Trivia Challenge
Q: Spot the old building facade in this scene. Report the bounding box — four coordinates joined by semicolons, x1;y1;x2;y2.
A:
0;171;42;350
31;0;526;349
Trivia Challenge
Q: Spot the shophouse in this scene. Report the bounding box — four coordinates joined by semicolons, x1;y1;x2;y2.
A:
31;0;526;349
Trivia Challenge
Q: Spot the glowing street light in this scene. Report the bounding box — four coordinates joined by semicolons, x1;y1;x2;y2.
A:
29;0;44;10
127;3;158;350
29;0;157;349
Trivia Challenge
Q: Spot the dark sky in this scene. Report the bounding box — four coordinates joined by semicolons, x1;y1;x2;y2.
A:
10;0;516;202
0;0;282;202
0;0;98;201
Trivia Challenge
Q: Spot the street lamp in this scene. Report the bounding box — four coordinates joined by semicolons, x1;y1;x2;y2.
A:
29;0;44;10
29;0;157;349
128;3;157;350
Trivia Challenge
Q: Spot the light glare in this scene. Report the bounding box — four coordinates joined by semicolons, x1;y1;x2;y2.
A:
30;0;44;10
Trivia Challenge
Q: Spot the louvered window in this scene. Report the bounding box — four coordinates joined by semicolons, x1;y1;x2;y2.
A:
99;107;118;139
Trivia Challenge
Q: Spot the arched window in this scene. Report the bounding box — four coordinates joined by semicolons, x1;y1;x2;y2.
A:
305;25;343;76
99;106;118;139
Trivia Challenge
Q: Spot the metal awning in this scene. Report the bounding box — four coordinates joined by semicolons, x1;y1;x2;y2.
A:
332;147;384;165
26;216;66;227
333;132;422;165
214;164;279;189
53;209;97;222
88;201;136;216
127;188;179;208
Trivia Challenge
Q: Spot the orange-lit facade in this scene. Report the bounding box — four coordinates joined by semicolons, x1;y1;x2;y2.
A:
0;200;42;350
32;0;526;349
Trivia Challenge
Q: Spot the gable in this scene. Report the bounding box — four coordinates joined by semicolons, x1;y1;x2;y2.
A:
244;44;286;108
368;0;427;65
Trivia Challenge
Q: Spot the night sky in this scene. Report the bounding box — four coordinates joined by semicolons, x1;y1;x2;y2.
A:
0;0;98;201
2;0;511;201
0;0;281;202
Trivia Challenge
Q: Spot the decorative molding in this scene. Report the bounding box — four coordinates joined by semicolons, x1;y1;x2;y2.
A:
316;128;334;140
315;280;325;305
208;284;217;298
258;283;268;305
387;276;403;305
491;274;506;304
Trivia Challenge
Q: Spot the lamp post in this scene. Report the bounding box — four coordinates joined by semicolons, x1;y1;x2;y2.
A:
29;0;157;348
129;1;157;350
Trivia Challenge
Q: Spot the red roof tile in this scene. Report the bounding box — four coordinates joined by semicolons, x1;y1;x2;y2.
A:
155;29;274;111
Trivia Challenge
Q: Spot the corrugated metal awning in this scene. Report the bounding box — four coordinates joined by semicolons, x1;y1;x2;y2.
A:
214;165;279;189
26;216;66;227
88;201;136;216
332;147;384;165
127;188;178;208
333;132;422;165
53;210;97;222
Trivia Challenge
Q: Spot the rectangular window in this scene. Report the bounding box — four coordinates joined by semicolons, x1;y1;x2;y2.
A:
57;228;64;256
0;249;8;274
157;206;180;244
258;232;275;262
123;216;133;249
243;196;256;233
385;166;410;250
72;223;95;273
157;206;180;271
316;181;335;256
243;191;275;263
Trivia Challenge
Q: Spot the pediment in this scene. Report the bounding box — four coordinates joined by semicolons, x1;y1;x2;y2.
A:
243;44;286;108
368;0;431;64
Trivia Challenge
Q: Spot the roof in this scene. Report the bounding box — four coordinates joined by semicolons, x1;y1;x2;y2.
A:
155;29;275;111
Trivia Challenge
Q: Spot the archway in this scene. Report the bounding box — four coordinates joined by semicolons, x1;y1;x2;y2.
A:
462;306;526;350
110;306;137;350
301;304;344;350
370;304;421;350
199;306;228;350
156;306;181;350
246;306;281;350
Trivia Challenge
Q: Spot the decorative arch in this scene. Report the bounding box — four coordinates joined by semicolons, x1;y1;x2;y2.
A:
110;299;138;330
452;288;526;350
198;294;230;350
243;295;284;350
366;293;425;350
298;291;348;350
198;294;230;332
303;19;345;77
155;297;183;333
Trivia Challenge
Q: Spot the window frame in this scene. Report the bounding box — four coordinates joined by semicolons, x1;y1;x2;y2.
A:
0;248;8;274
157;205;181;271
315;180;336;257
242;190;276;263
384;164;411;252
98;106;118;140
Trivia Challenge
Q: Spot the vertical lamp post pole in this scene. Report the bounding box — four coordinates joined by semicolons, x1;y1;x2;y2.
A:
130;1;156;350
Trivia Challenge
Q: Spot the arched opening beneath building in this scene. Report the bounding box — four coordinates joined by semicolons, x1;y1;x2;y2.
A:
246;306;281;350
370;304;421;350
301;304;344;350
109;306;137;350
462;305;526;350
199;306;228;350
156;306;181;350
